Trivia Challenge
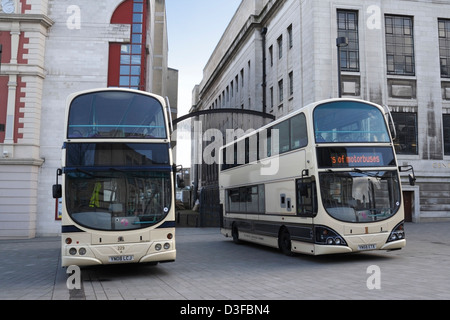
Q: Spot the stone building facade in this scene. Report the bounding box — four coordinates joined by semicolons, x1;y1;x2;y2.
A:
191;0;450;223
0;0;177;238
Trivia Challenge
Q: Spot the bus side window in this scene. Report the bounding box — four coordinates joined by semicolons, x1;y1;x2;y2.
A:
296;178;317;217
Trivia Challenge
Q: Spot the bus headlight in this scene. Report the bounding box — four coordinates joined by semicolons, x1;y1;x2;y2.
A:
164;243;170;250
315;226;347;246
387;222;405;243
155;243;162;251
69;248;77;256
79;248;87;256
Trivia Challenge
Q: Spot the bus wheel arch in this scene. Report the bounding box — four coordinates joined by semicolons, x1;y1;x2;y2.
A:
278;226;293;256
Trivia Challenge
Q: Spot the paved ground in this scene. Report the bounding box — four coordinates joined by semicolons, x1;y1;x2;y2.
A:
1;222;450;302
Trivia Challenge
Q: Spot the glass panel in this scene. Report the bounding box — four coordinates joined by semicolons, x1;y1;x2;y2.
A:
439;19;450;78
385;15;415;75
68;91;167;139
273;120;290;153
337;10;359;72
133;13;143;23
133;23;143;33
119;76;130;86
130;66;141;76
131;55;141;65
133;3;143;12
314;101;390;143
66;143;170;167
132;34;143;44
66;170;171;231
121;45;130;54
392;112;418;155
120;66;130;75
444;115;450;155
132;45;142;54
120;54;131;65
290;113;308;150
130;76;140;86
319;171;401;223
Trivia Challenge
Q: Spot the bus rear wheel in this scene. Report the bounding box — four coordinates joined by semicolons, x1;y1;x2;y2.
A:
279;228;293;256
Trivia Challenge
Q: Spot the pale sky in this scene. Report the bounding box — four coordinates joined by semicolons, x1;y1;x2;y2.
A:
166;0;242;116
165;0;242;167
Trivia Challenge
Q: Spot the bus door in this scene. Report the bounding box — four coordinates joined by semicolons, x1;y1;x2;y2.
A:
296;174;318;218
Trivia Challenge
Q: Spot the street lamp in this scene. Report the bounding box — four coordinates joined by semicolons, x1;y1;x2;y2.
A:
336;37;348;98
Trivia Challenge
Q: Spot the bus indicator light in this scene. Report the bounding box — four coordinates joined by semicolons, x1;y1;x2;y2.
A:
65;238;72;245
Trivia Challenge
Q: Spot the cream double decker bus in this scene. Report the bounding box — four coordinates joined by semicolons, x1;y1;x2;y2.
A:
53;88;176;267
220;98;414;256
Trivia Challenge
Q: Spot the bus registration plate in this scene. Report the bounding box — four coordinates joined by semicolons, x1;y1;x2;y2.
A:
358;244;376;251
109;255;134;263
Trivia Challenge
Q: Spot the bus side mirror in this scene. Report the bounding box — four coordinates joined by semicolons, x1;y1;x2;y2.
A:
399;165;416;186
53;184;62;199
408;173;416;187
177;175;185;189
53;168;62;199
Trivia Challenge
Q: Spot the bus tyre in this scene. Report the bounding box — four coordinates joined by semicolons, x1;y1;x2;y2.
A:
279;228;293;256
232;224;241;244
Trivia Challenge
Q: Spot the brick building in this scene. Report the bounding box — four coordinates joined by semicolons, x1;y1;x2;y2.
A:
0;0;177;238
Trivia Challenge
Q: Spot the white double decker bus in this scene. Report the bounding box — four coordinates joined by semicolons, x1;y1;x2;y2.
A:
53;88;176;266
220;98;414;256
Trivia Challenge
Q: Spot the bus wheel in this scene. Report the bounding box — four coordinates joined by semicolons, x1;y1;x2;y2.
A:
232;224;241;244
279;228;293;256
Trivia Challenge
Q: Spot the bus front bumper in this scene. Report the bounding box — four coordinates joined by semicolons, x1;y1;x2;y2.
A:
61;240;176;267
311;237;406;255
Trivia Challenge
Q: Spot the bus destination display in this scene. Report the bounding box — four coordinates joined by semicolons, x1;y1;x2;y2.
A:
317;146;396;168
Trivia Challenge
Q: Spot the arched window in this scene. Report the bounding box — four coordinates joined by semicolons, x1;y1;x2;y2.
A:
108;0;147;90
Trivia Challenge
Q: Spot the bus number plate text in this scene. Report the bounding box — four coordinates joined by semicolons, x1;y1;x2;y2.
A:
109;255;134;262
358;244;376;251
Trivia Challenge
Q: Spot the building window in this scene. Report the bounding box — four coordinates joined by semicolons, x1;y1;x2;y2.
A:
444;115;450;155
109;0;147;90
439;19;450;78
270;86;274;110
289;71;294;96
385;15;415;76
269;45;273;66
337;10;359;72
278;35;283;59
278;79;284;104
287;24;293;49
392;112;418;155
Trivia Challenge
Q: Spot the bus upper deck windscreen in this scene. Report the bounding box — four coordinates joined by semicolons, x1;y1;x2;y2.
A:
67;91;167;139
314;101;390;144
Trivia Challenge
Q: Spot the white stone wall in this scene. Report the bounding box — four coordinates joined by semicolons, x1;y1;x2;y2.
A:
193;0;450;221
36;0;127;236
1;0;174;238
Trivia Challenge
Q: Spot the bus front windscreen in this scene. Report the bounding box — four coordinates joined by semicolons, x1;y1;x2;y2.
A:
319;170;401;223
65;170;172;231
314;101;390;143
64;143;172;231
67;90;167;139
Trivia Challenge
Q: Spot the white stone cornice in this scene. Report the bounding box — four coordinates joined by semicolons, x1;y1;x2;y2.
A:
0;13;54;30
